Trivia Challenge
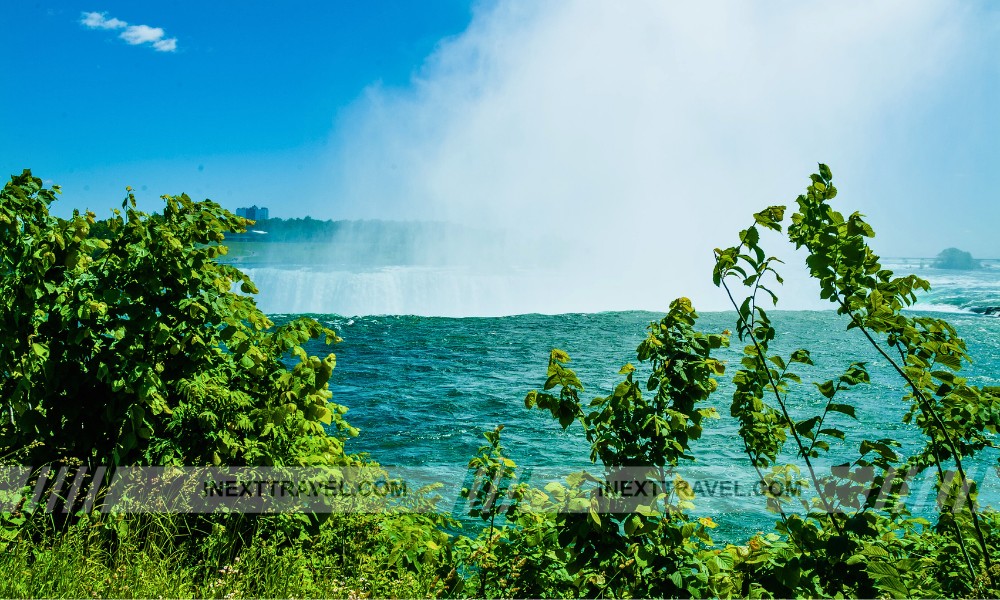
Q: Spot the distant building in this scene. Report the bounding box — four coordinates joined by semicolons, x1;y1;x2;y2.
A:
235;205;269;221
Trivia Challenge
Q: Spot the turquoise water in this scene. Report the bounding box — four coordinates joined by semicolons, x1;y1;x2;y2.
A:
277;305;1000;541
258;260;1000;541
886;259;1000;314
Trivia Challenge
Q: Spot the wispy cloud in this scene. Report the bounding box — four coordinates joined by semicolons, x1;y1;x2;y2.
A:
152;38;178;53
80;11;178;52
81;12;126;30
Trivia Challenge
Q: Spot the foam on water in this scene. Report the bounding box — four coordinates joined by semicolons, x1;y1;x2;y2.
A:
906;303;974;314
885;259;1000;314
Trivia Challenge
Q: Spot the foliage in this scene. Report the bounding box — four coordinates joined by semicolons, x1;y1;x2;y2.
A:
0;169;356;469
455;426;563;598
516;299;740;597
0;512;446;599
454;165;999;598
702;164;997;597
0;170;458;598
784;165;997;580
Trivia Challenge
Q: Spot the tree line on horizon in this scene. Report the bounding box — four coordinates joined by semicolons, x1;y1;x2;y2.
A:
225;216;466;243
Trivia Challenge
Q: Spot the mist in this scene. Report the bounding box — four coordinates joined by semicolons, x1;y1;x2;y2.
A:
264;1;988;316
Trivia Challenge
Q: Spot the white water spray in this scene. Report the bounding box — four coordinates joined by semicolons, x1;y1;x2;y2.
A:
253;1;976;316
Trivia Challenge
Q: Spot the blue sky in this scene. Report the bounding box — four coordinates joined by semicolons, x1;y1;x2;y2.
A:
3;1;1000;260
1;1;474;213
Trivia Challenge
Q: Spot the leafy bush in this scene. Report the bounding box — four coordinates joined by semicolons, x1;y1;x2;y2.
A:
0;170;355;469
452;164;1000;598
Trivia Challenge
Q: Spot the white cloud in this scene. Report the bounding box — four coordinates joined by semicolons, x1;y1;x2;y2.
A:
153;38;178;53
325;0;984;313
81;11;126;30
120;24;165;45
80;11;178;52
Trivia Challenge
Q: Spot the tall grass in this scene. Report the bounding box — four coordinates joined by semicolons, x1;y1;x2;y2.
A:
0;512;439;599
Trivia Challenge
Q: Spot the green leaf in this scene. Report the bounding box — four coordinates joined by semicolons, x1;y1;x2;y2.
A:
827;403;857;419
818;427;845;440
795;416;820;436
815;380;836;399
789;349;813;365
669;571;684;589
866;562;909;598
543;374;558;390
935;353;962;371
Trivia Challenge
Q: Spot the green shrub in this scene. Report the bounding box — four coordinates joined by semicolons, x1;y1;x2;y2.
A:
0;169;355;469
452;165;999;598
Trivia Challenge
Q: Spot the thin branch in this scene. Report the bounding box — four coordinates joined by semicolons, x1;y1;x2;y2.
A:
721;273;843;534
840;300;990;577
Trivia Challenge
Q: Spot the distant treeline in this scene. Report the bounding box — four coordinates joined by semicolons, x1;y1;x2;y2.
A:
222;217;514;268
93;215;543;269
226;217;460;243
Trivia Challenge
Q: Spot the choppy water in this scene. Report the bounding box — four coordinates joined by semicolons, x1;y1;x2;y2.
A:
254;258;1000;541
885;258;1000;314
269;306;999;541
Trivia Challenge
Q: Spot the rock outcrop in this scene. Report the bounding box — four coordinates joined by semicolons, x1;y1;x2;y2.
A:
933;248;979;270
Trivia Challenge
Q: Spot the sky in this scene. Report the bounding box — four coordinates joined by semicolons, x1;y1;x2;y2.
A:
3;1;1000;266
1;0;473;214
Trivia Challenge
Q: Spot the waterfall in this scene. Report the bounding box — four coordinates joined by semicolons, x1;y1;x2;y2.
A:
241;266;554;316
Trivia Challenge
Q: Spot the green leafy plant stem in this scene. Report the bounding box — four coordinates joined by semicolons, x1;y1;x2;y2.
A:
719;283;796;531
840;301;989;578
719;256;843;535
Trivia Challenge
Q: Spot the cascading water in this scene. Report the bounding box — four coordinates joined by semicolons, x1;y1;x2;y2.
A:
231;231;833;317
234;243;1000;318
240;266;552;316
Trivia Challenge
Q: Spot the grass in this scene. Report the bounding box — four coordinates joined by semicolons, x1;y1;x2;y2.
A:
0;513;443;599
